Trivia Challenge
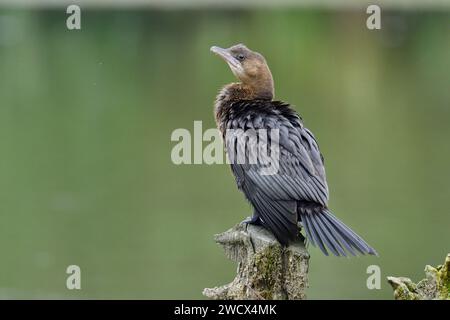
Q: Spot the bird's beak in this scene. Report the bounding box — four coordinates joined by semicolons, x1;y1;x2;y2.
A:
210;46;243;74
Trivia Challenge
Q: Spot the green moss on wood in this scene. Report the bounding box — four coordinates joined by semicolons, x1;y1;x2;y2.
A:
388;253;450;300
252;245;284;299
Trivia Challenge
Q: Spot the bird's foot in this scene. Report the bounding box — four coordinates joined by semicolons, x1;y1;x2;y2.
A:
240;215;261;225
240;215;261;232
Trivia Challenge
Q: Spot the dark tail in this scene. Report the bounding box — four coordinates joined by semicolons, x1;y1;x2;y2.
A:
300;208;378;257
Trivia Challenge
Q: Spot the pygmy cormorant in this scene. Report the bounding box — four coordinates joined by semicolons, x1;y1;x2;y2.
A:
211;43;377;256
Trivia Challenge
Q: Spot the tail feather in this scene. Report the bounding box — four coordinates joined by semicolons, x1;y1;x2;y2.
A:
300;207;377;257
314;214;347;256
317;213;357;256
303;213;329;255
323;210;376;255
301;212;316;246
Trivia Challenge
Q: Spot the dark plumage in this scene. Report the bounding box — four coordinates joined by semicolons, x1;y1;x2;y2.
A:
211;44;377;256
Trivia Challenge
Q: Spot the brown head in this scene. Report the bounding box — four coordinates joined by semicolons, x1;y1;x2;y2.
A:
211;44;274;100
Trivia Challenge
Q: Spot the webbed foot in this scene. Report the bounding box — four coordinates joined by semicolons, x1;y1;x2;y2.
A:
240;214;261;232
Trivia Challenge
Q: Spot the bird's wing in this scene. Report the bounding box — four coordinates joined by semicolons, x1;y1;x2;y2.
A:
225;101;329;243
226;102;329;204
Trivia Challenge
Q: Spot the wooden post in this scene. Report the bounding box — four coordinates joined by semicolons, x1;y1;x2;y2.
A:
203;223;309;300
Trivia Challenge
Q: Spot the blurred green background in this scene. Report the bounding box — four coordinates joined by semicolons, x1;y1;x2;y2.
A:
0;6;449;299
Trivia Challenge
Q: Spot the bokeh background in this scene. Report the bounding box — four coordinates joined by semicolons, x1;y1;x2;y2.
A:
0;0;449;299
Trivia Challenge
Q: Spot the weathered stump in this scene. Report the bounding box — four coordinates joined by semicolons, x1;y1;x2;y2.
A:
203;223;309;300
387;253;450;300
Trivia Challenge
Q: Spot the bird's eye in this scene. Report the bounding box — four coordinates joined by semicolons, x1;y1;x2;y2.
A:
236;54;245;61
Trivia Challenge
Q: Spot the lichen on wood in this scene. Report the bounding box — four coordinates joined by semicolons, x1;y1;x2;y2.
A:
387;253;450;300
203;223;309;300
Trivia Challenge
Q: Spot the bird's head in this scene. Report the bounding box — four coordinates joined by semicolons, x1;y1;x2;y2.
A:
210;44;274;100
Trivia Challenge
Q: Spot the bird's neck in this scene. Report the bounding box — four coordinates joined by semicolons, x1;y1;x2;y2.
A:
220;81;274;102
214;81;273;133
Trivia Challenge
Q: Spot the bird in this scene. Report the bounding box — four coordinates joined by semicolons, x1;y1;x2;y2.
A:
210;43;377;257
